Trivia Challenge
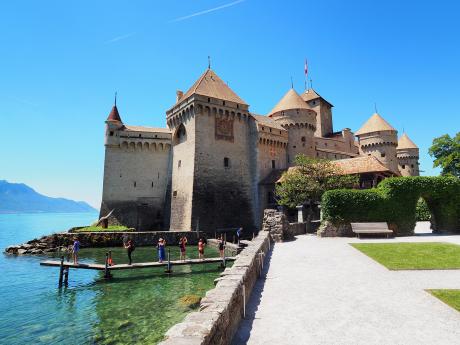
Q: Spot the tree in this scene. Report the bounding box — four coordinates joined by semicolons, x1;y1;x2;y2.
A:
428;133;460;177
275;155;359;209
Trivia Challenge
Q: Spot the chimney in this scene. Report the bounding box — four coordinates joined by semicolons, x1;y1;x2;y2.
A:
176;90;183;102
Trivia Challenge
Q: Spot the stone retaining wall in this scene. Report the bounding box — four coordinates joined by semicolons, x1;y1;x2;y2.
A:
159;231;271;345
5;231;206;255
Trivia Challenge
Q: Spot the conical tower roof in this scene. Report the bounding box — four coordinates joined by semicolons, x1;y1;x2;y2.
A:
355;113;396;136
398;133;418;149
268;88;309;116
106;105;122;122
177;69;247;105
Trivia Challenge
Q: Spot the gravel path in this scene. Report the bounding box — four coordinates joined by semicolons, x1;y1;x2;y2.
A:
233;226;460;345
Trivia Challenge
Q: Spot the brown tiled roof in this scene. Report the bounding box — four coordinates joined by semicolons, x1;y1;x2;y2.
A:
268;89;310;116
123;125;171;134
397;133;418;149
177;69;247;105
300;88;333;107
107;105;122;122
332;156;396;175
252;114;287;131
355;113;396;136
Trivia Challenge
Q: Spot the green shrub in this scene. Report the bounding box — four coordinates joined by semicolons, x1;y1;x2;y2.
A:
416;198;431;221
321;176;460;235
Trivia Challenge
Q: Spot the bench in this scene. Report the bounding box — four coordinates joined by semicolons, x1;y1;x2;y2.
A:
350;222;393;238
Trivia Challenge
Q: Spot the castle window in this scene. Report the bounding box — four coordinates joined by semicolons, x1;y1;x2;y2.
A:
178;160;181;168
402;165;406;169
224;157;230;168
173;191;177;197
280;131;282;134
281;111;285;116
381;153;386;158
134;181;137;187
293;145;296;148
271;160;276;169
139;134;141;138
237;104;239;109
151;182;154;187
411;164;414;168
262;126;265;131
223;101;225;106
207;98;211;103
109;131;114;136
269;128;272;133
301;136;306;142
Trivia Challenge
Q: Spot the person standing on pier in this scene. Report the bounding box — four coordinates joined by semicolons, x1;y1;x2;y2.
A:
124;239;135;265
179;236;187;261
72;238;80;265
198;238;205;260
218;235;225;259
157;238;166;263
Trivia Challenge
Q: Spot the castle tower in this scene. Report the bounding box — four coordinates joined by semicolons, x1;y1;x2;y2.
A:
301;88;333;137
397;133;420;176
100;101;172;231
166;68;258;233
355;113;399;174
268;88;317;165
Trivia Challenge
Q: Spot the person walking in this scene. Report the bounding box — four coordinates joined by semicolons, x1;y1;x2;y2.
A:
218;235;225;259
157;238;166;263
198;238;205;260
179;236;187;261
72;238;81;265
124;239;135;265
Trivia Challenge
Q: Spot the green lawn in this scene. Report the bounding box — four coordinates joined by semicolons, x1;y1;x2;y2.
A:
73;225;132;233
350;242;460;270
429;290;460;312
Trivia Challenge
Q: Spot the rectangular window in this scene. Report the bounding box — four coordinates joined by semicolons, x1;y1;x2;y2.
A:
173;191;177;197
224;157;230;168
271;160;276;169
178;160;181;168
109;131;114;136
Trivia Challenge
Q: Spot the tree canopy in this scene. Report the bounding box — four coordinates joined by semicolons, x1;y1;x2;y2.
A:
428;133;460;177
275;155;358;209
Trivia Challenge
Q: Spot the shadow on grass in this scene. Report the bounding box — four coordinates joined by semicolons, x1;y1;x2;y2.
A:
231;246;274;345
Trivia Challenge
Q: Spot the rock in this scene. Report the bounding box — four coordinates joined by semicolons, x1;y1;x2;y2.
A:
21;244;32;249
178;295;202;309
17;249;28;255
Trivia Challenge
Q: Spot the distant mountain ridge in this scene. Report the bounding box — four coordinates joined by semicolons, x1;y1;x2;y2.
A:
0;180;97;214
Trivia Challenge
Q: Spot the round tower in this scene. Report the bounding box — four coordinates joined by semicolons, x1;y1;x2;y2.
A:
355;113;399;173
105;103;124;146
397;133;420;176
268;88;317;165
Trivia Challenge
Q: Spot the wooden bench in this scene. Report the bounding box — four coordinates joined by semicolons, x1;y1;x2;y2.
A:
350;222;393;238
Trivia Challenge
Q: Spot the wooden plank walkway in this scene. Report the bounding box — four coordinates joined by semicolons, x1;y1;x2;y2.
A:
40;257;236;271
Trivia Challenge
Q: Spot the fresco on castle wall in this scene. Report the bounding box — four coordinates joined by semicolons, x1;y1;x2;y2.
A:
215;117;234;142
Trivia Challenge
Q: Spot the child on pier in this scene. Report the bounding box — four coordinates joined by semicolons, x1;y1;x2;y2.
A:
157;238;166;263
198;238;205;260
179;236;187;261
72;238;80;265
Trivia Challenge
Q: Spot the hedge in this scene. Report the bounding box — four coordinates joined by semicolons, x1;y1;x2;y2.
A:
321;176;460;236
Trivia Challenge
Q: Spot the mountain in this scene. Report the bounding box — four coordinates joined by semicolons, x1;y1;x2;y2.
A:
0;180;97;214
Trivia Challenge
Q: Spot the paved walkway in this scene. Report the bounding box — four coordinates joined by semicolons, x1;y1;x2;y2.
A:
233;226;460;345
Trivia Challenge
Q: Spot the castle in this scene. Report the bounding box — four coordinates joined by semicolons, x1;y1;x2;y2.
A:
100;68;419;232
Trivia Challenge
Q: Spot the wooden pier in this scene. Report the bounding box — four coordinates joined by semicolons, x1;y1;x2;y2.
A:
40;254;236;286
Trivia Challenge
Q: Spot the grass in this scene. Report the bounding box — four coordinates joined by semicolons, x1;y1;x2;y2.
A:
429;290;460;312
73;225;132;233
350;242;460;270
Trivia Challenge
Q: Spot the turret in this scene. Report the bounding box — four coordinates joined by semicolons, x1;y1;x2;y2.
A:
301;88;333;137
268;88;317;164
105;104;124;146
397;133;419;176
355;113;399;174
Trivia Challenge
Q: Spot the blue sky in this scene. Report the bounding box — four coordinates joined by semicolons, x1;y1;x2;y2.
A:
1;0;459;208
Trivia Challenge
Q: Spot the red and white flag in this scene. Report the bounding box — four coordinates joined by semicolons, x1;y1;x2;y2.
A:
304;59;308;77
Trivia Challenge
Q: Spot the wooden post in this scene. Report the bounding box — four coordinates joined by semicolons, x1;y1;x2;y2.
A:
58;256;64;287
104;252;111;279
64;267;69;286
165;249;172;274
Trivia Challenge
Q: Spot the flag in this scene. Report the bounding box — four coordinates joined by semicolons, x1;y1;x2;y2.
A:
304;59;308;77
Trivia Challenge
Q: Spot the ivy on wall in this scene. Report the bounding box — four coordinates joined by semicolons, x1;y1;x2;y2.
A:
321;176;460;236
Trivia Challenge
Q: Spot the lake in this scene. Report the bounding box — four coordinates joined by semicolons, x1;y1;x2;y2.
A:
0;213;223;344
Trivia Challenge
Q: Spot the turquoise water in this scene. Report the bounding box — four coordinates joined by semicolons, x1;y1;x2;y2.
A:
0;213;225;344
